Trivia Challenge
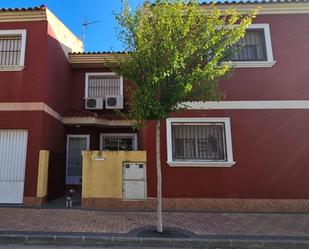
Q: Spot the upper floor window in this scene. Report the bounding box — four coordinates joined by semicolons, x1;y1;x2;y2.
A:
231;29;267;61
166;118;235;167
225;24;276;68
85;72;123;98
0;30;26;71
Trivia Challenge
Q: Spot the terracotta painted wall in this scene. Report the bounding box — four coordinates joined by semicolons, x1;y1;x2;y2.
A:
44;23;72;114
37;22;75;199
220;14;309;101
0;111;43;197
144;14;309;200
0;19;74;200
40;112;66;200
146;109;309;199
0;21;47;102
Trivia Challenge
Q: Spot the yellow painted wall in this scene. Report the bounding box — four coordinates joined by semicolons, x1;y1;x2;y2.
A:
82;151;147;198
36;150;49;198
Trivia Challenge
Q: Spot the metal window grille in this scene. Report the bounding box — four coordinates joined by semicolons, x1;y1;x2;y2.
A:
0;35;22;66
231;29;267;61
67;137;87;176
102;136;134;151
88;75;121;98
172;122;227;161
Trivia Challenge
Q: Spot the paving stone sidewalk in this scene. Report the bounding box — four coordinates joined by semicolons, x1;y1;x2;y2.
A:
0;207;309;238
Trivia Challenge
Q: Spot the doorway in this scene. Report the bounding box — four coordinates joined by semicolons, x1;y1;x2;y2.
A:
66;135;90;185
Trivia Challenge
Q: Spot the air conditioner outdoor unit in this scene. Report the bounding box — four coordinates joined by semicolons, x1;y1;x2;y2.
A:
105;95;124;109
85;98;104;110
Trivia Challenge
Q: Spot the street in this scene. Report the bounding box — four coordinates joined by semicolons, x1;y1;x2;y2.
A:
0;245;168;249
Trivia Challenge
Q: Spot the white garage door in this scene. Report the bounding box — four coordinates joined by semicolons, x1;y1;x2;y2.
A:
0;130;28;204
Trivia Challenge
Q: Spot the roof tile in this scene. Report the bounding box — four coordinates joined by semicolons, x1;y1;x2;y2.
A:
0;5;46;12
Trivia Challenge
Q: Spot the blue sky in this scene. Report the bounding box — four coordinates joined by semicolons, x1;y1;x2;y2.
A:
0;0;207;52
0;0;144;52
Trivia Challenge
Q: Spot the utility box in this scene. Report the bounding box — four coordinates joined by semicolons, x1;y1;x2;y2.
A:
122;162;146;200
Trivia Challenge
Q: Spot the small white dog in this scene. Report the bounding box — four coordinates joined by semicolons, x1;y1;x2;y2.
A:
66;189;75;208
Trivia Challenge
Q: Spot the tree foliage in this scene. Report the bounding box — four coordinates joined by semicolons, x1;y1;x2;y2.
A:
114;0;256;123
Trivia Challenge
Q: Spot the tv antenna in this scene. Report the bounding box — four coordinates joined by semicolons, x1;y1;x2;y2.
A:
82;18;101;50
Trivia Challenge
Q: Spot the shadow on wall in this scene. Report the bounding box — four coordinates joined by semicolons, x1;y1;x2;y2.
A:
47;152;66;201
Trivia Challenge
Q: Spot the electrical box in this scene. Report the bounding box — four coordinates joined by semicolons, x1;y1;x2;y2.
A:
122;163;146;200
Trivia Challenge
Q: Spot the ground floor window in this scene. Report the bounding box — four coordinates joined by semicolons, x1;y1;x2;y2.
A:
166;118;234;167
100;133;137;151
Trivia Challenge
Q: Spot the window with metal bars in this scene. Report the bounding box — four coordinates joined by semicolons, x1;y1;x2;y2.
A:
231;29;267;61
100;134;137;151
0;35;22;66
171;122;227;161
87;74;121;98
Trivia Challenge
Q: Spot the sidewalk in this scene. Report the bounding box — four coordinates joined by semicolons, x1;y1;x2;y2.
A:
0;207;309;248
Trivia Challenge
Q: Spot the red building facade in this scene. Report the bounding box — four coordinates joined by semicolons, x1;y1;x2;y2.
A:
0;2;309;211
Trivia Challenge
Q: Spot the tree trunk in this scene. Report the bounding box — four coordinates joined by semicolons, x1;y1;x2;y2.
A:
156;120;163;232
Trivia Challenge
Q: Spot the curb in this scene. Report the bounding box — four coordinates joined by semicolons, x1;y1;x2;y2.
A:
1;234;309;248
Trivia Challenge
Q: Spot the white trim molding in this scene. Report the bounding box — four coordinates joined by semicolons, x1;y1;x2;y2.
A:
223;61;276;68
0;29;27;70
3;100;309;127
99;133;138;151
183;100;309;110
85;72;123;98
0;102;62;121
62;117;133;126
0;102;133;126
207;3;309;15
223;24;276;68
166;117;235;168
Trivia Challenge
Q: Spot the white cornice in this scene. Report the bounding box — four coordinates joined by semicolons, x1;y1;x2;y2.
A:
0;10;47;23
0;3;308;24
69;53;126;68
62;117;133;126
204;3;309;15
0;102;132;126
0;102;62;121
183;100;309;110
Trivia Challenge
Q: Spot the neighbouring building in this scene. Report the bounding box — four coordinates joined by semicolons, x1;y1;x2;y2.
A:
1;1;309;211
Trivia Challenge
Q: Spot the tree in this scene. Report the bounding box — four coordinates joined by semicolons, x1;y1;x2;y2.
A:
113;0;256;232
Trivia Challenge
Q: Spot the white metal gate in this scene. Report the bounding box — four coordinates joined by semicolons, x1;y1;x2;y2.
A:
66;135;90;185
0;130;28;204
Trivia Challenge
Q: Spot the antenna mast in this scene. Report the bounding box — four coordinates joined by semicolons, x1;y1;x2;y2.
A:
82;18;101;50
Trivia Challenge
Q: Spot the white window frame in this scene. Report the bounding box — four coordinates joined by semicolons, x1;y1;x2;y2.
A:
166;117;235;167
223;24;276;68
0;29;27;71
84;72;123;98
100;133;138;151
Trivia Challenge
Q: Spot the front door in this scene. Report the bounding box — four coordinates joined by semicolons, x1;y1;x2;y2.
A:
66;135;90;185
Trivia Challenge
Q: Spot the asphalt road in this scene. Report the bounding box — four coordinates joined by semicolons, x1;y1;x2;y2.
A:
0;246;173;249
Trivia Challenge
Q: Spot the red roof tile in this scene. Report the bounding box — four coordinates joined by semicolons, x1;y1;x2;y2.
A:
0;5;46;12
63;110;130;120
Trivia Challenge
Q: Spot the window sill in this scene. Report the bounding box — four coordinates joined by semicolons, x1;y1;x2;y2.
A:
222;61;276;68
167;161;236;167
0;65;25;71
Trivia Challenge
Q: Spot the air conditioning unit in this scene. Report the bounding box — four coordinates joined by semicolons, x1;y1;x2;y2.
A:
85;98;104;110
105;95;124;109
